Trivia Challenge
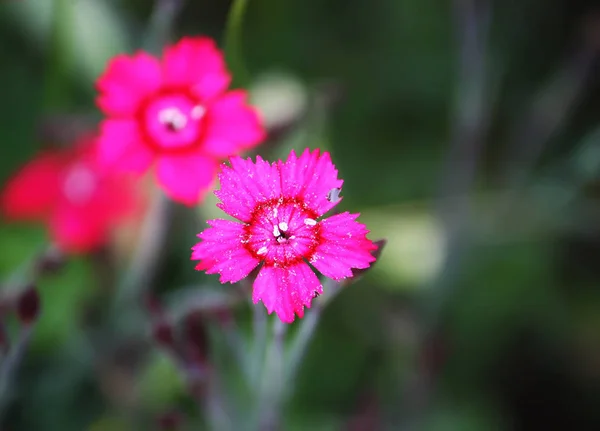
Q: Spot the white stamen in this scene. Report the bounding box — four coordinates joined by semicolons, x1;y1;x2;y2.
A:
273;225;280;237
159;107;187;130
304;218;317;226
191;105;206;119
278;222;288;232
257;246;268;255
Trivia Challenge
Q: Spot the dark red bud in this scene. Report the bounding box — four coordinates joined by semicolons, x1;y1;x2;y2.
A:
157;409;183;430
35;246;66;276
0;320;9;354
152;319;175;349
212;306;234;327
183;311;208;366
16;285;41;325
143;293;164;317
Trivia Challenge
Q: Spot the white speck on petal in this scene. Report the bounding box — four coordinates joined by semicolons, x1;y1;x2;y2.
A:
278;222;288;232
257;246;268;255
191;105;206;119
304;218;317;226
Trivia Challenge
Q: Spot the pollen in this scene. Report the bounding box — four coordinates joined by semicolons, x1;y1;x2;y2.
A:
304;218;317;226
257;246;268;255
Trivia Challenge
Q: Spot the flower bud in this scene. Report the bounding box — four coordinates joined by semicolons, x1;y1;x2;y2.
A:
157;409;183;430
16;284;41;325
143;292;164;317
210;306;234;328
0;319;9;355
35;245;66;276
183;311;208;367
151;319;175;349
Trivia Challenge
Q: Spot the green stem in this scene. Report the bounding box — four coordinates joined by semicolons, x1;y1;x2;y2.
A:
250;299;268;388
116;191;173;306
257;318;287;431
44;0;75;109
255;281;343;430
285;280;341;398
143;0;185;54
224;0;251;88
0;326;34;425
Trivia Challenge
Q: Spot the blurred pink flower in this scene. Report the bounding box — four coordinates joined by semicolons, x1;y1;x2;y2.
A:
96;37;265;205
1;137;141;253
191;149;377;323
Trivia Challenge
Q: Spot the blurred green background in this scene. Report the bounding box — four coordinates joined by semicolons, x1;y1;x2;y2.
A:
1;0;600;429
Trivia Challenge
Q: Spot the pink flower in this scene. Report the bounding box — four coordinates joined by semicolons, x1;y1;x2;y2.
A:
191;149;377;323
96;37;265;205
1;137;141;253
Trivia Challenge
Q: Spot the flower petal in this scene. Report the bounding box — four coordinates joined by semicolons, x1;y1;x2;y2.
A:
97;119;154;174
96;52;163;116
191;219;260;283
156;154;218;205
202;91;266;157
252;262;323;323
214;155;281;222
278;148;344;217
163;37;231;101
1;152;65;220
310;212;377;280
49;205;107;253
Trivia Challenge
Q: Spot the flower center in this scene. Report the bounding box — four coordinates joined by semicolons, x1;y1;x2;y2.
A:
142;94;206;152
62;163;98;206
244;198;321;266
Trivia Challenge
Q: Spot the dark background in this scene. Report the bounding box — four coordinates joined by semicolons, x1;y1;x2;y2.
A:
1;0;600;429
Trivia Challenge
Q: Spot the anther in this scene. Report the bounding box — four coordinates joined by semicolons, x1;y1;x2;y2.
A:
257;246;268;255
304;218;317;226
159;108;187;131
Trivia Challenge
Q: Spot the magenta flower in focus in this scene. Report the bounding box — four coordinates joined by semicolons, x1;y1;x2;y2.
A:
96;37;265;205
191;149;377;323
1;137;141;253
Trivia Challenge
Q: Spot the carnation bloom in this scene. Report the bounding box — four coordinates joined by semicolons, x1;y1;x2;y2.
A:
191;149;377;323
1;137;140;253
96;37;265;205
